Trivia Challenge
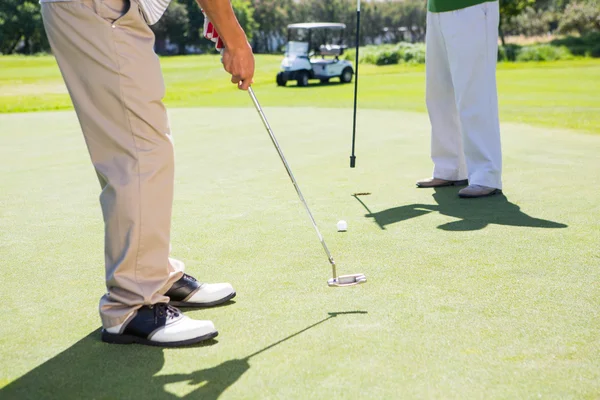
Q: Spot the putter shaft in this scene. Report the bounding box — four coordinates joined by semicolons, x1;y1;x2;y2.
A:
248;87;337;280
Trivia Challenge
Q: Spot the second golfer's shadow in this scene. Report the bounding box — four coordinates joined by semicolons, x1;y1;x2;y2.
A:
1;311;367;400
354;188;567;231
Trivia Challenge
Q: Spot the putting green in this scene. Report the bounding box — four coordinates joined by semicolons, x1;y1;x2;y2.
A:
0;107;599;399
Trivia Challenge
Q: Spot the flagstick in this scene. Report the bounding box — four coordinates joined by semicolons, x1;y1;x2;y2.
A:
350;0;360;168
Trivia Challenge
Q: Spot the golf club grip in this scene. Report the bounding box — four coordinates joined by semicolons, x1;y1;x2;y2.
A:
247;87;337;277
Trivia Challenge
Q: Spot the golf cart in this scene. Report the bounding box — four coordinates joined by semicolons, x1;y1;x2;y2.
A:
276;22;354;87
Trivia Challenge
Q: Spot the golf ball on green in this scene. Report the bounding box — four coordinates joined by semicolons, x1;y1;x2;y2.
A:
337;220;348;232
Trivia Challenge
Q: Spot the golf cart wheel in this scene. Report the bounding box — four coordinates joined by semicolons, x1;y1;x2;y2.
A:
276;72;287;87
340;67;353;83
297;71;309;87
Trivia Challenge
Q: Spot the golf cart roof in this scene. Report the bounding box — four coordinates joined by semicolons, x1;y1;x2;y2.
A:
287;23;346;30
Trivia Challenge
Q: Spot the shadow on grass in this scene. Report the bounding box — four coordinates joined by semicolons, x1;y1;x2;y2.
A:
1;311;367;400
354;188;567;231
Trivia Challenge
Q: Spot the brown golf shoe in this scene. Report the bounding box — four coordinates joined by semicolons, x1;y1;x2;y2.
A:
416;177;468;188
458;185;502;198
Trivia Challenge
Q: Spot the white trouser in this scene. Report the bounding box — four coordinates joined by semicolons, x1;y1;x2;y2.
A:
425;1;502;189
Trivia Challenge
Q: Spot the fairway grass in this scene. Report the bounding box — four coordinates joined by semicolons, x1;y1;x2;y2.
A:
0;107;599;399
1;55;599;134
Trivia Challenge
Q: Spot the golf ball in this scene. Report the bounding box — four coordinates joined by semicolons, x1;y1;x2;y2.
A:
337;220;348;232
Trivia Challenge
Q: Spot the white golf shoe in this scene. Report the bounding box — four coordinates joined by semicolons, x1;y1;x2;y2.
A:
101;304;217;347
166;273;236;307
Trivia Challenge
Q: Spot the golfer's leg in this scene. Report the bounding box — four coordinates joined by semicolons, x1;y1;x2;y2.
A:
443;2;502;189
425;11;467;181
41;0;183;328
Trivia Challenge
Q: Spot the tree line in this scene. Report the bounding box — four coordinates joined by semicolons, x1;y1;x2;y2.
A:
1;0;598;55
144;0;429;54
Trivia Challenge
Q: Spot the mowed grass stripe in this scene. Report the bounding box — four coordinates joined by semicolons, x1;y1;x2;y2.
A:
0;55;599;133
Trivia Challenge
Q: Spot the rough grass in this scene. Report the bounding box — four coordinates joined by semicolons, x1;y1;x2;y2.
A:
0;55;599;133
0;107;599;399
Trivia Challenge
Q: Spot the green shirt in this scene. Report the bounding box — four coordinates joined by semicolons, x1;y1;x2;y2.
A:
428;0;496;13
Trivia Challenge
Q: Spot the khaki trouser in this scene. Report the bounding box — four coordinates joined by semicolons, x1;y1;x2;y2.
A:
41;0;183;328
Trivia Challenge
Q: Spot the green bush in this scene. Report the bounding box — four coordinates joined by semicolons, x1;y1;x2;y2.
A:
551;32;600;47
567;45;589;56
361;52;379;64
343;42;426;65
375;50;400;65
516;44;574;61
551;36;586;48
344;36;595;66
585;32;600;45
551;32;600;57
498;44;522;62
402;45;426;64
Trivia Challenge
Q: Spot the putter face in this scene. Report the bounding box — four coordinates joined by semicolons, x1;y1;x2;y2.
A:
327;273;367;287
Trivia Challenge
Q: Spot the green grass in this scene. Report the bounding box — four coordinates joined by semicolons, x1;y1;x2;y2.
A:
0;107;599;398
1;55;599;133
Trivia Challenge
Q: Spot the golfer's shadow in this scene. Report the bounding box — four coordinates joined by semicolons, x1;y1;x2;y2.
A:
355;188;567;231
1;311;366;400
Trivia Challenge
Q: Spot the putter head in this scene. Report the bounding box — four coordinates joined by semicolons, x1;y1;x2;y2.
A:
327;273;367;287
